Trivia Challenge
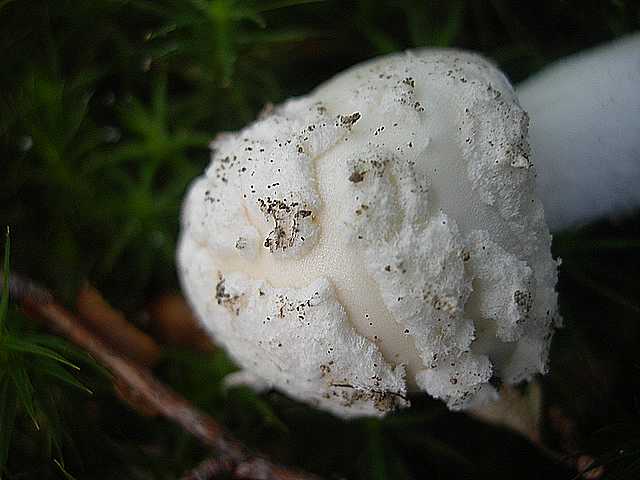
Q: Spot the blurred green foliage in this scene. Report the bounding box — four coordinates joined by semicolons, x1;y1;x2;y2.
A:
0;230;104;479
0;0;639;478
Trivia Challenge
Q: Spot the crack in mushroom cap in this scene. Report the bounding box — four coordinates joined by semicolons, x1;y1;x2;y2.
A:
178;49;560;417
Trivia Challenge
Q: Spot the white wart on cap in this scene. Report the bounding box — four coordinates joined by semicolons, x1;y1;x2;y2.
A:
178;49;560;418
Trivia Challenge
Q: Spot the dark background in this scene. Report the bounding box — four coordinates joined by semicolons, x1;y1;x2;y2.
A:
1;1;639;479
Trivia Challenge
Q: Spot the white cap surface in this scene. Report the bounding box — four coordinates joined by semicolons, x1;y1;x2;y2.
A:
518;33;640;231
178;49;560;417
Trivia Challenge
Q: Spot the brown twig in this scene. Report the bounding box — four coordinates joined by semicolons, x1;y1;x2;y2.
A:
76;283;162;367
4;271;322;480
181;456;235;479
147;292;214;352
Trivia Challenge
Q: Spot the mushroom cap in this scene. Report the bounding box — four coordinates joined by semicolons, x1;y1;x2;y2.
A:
178;49;560;418
518;32;640;231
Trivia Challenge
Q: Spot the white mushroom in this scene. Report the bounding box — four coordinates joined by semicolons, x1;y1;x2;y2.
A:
517;32;640;231
178;49;560;418
471;33;640;437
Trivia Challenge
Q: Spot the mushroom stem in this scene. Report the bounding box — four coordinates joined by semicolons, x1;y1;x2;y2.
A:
469;381;542;444
517;33;640;232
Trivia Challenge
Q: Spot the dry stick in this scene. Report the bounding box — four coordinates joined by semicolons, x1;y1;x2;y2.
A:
5;272;322;480
76;283;162;367
181;456;235;480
